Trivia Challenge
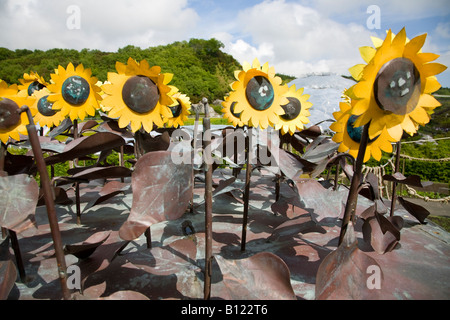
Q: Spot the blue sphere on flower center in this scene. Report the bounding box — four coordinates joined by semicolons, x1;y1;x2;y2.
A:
62;76;90;106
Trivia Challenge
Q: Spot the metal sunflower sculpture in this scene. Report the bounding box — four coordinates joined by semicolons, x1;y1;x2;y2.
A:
165;89;191;128
274;84;312;135
222;95;245;127
0;80;37;144
47;63;102;122
102;58;174;133
18;71;48;96
222;58;289;129
330;101;396;162
31;88;65;128
347;28;447;141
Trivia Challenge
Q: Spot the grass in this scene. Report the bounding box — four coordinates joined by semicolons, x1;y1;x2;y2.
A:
428;216;450;232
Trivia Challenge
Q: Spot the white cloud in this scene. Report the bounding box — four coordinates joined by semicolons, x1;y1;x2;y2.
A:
0;0;199;51
435;22;450;39
218;0;376;78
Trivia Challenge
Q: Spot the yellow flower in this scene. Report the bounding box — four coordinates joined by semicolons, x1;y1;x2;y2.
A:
330;101;396;162
223;58;289;129
0;80;37;144
47;62;102;121
31;88;66;128
221;95;245;127
165;89;191;128
101;58;174;133
18;71;48;96
274;84;312;135
347;28;447;141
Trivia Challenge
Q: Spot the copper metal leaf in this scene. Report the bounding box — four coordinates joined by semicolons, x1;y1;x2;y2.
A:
64;231;111;259
362;211;402;254
296;178;347;222
315;222;383;299
398;197;430;224
44;132;126;166
125;238;198;276
383;173;433;188
268;215;326;242
83;181;129;212
215;252;297;300
119;151;193;241
0;259;17;300
0;174;39;232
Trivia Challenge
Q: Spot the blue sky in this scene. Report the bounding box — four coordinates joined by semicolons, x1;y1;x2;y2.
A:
1;0;449;86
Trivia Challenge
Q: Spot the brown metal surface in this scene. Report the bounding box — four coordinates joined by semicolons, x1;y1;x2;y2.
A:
339;123;370;245
119;150;193;241
203;107;213;299
22;106;71;300
398;196;431;224
64;231;111;259
0;174;38;232
0;259;17;300
315;222;383;299
215;252;297;300
44;132;126;166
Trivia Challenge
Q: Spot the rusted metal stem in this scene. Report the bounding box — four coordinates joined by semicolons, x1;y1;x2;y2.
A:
0;142;5;239
203;105;213;300
339;123;370;245
241;127;252;252
334;162;340;191
191;109;200;214
20;106;71;300
390;141;402;217
0;141;5;172
144;227;152;249
8;229;26;282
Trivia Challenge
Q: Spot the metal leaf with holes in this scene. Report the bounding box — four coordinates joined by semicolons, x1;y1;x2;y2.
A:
315;222;383;299
0;174;38;233
119;151;193;241
215;252;297;300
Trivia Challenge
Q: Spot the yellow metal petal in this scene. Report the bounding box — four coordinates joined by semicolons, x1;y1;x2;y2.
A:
359;46;377;64
349;64;365;81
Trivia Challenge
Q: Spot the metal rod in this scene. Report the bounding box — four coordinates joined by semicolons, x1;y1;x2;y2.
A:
241;127;252;252
338;123;370;245
0;143;6;240
203;102;213;300
0;141;5;172
390;141;402;217
144;227;152;249
20;106;71;300
334;162;340;191
8;229;26;282
191;109;200;214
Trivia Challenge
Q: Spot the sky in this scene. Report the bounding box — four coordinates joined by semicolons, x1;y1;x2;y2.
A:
0;0;449;87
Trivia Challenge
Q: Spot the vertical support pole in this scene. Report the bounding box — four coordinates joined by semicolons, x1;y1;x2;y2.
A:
232;126;239;178
21;106;71;300
390;141;402;217
0;142;6;239
339;123;370;245
241;127;252;252
334;162;340;191
72;119;82;224
8;229;26;282
144;227;152;249
191;109;200;214
203;102;213;300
